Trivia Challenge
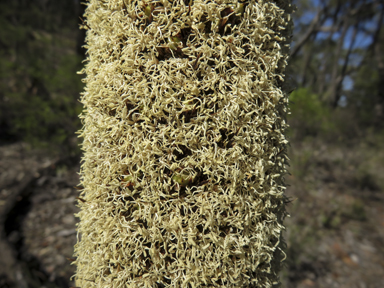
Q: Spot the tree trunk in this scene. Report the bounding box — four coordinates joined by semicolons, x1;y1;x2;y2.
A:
73;0;293;287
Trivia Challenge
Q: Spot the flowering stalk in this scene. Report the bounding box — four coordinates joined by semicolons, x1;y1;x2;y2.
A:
73;0;293;287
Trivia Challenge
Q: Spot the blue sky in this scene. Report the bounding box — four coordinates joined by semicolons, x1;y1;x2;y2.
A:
291;0;383;95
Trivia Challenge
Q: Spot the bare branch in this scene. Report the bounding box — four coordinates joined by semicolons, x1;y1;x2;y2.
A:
291;7;326;58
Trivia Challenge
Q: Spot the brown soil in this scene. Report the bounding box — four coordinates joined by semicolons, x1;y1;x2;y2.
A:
0;142;80;288
282;138;384;288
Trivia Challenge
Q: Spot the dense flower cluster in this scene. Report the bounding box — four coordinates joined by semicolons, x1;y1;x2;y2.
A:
73;0;292;287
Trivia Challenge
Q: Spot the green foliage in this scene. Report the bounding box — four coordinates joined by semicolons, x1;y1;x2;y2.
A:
4;54;83;147
349;57;380;126
288;87;335;139
0;0;83;154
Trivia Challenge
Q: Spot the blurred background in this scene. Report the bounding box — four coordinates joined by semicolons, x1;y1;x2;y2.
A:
0;0;383;287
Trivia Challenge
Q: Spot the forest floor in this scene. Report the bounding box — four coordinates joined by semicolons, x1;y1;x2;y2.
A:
283;134;384;288
0;138;383;288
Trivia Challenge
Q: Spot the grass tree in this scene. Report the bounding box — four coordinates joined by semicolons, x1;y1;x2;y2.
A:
73;0;293;287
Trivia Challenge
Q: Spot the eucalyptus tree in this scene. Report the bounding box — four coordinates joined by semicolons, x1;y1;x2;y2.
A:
290;0;384;112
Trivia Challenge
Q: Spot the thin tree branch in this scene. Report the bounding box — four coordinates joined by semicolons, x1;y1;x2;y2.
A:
333;22;359;107
291;7;327;58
